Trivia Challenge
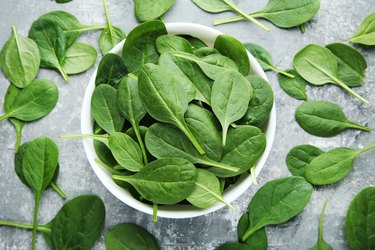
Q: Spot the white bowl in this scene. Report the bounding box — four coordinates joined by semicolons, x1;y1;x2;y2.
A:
81;22;276;219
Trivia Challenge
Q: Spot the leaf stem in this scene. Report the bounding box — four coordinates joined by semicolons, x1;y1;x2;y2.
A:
332;76;369;105
0;221;50;233
102;0;114;45
95;158;123;175
133;123;148;165
242;226;259;241
153;203;158;222
348;122;371;132
0;112;11;122
201;160;239;172
358;144;375;154
270;65;295;78
318;198;329;243
60;134;109;145
250;166;259;186
64;25;107;34
14;121;23;153
31;193;41;250
50;182;67;199
58;64;70;82
177;121;205;155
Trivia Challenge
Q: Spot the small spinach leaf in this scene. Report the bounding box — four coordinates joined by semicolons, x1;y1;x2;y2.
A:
95;53;128;86
277;69;307;100
156;35;193;54
134;0;176;22
350;12;375;45
286;144;324;177
63;42;97;75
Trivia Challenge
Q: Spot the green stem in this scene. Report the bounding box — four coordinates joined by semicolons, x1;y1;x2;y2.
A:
112;174;130;182
60;134;109;146
58;64;70;82
200;159;239;172
196;182;234;210
250;166;259;186
332;76;369;105
160;15;165;23
133;123;148;165
14;122;23;153
95;158;123;175
318;198;329;243
242;226;259;241
358;144;375;154
222;126;228;146
177;121;205;155
299;23;306;33
348;122;371;132
0;221;50;233
64;25;107;34
102;0;114;45
153;203;158;222
50;182;67;199
0;112;11;122
31;193;41;250
270;65;295;78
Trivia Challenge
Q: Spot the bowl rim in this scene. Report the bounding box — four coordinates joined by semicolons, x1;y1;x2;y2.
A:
81;22;276;219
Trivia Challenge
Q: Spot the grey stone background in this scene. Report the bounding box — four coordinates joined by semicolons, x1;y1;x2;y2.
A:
0;0;374;249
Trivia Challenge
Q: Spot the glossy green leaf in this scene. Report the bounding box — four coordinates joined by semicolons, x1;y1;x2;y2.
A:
180;35;207;50
95;53;128;86
286;144;324;177
63;42;97;75
277;69;307;100
194;47;220;58
134;0;175;22
99;26;126;55
350;12;375;45
156;35;193;54
237;212;268;249
310;198;333;250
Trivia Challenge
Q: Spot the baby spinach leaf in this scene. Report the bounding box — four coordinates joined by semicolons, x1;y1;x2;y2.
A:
180;35;207;50
293;44;369;104
277;69;307;101
244;43;294;78
91;84;124;134
62;42;97;75
105;223;159;250
214;34;250;76
145;123;239;172
134;0;175;22
194;47;220;58
113;158;197;204
239;75;274;128
185;103;223;161
242;176;313;241
187;169;233;209
28;19;69;81
211;69;253;145
0;26;40;88
305;144;375;185
237;212;268;249
122;20;167;73
94;139;117;167
210;125;266;178
156;35;193;54
326;43;367;87
286;144;324;177
345;186;375;250
138;63;204;154
216;242;250;250
311;198;333;250
295;100;370;137
0;80;58;122
350;12;375;45
95;53;128;86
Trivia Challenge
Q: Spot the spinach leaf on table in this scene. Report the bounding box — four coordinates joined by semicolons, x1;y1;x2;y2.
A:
345;186;375;250
310;198;333;250
277;69;308;100
326;43;367;87
95;53;128;86
293;44;369;104
134;0;176;22
122;20;167;73
105;223;160;250
305;144;375;185
0;80;58;122
138;63;205;154
186;169;233;209
113;158;197;204
350;12;375;46
286;144;324;177
0;26;40;88
211;69;253;145
295;100;370;137
214;34;250;76
156;35;193;54
239;75;274;128
62;42;97;75
242;176;313;241
237;212;268;249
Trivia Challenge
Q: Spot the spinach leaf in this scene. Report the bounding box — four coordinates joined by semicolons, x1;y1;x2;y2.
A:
0;26;40;88
145;123;239;172
105;223;159;250
118;77;148;164
286;144;324;177
180;35;207;50
216;242;250;250
194;47;220;58
22;137;59;249
311;198;333;250
277;69;307;101
156;35;193;54
214;34;250;76
185;103;222;161
211;69;253;145
242;176;313;241
345;186;375;250
0;80;58;122
122;21;167;73
239;75;274;128
95;53;128;86
295;100;370;137
94;139;117;167
100;0;126;55
237;212;268;249
62;42;97;75
326;43;367;87
210;125;266;178
28;19;69;81
91;84;124;134
243;43;294;78
186;169;233;209
350;12;375;45
138;63;204;154
293;44;369;104
134;0;175;22
113;158;197;204
305;144;375;185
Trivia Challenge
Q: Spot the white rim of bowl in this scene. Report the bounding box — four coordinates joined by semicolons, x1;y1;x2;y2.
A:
81;22;277;219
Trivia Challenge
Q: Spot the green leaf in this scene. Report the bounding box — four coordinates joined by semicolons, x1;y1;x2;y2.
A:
211;69;253;145
156;35;193;54
134;0;175;22
180;35;207;50
345;186;375;250
62;42;97;75
99;26;126;55
277;69;307;101
95;53;128;86
0;26;40;88
237;212;268;249
310;198;333;250
194;47;220;58
295;100;370;137
105;223;159;250
113;158;197;204
350;12;375;45
286;144;324;177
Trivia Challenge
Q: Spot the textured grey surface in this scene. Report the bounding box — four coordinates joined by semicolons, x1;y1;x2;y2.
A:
0;0;374;249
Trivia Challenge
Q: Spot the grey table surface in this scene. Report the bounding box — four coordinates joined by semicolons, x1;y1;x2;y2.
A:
0;0;374;249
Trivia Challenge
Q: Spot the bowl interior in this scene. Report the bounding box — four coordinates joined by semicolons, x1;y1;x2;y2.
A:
81;22;276;218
